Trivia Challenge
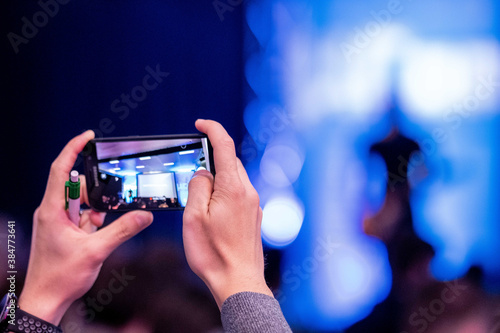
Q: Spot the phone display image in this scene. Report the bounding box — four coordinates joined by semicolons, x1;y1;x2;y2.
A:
84;135;214;211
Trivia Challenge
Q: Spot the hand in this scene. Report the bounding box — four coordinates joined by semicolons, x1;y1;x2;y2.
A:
183;119;273;309
18;130;153;325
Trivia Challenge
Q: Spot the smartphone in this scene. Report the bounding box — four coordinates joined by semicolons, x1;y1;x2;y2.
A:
83;134;214;211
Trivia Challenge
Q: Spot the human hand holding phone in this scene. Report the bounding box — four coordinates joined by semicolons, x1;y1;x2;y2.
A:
16;121;278;330
18;130;153;325
183;119;273;309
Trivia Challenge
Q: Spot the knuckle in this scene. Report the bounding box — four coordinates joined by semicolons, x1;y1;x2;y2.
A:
247;189;260;206
32;207;41;224
220;137;235;150
33;206;40;219
183;208;205;225
116;222;131;241
50;160;62;174
34;206;50;225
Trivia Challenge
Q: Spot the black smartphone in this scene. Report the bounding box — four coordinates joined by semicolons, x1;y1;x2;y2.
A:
83;134;214;211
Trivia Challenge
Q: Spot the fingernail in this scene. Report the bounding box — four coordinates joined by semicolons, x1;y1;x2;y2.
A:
190;171;200;180
135;211;153;227
190;169;211;181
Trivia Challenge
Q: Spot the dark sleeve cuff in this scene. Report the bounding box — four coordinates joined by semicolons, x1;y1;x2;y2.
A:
220;292;292;333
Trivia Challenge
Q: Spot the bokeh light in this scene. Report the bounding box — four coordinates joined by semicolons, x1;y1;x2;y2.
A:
261;196;304;247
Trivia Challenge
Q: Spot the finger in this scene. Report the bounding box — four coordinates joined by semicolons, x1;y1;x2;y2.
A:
78;210;105;233
79;210;96;234
185;170;214;218
80;175;89;206
195;119;238;179
89;210;106;228
93;210;153;258
44;130;95;206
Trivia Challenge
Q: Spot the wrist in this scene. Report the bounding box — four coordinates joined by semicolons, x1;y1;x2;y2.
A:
206;273;273;309
18;289;69;326
0;293;63;333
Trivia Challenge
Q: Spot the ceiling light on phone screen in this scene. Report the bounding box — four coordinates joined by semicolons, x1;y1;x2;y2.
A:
139;156;151;160
136;165;145;169
179;150;195;155
164;162;174;166
110;160;119;164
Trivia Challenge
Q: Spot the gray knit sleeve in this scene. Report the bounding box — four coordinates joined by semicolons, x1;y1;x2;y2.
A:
220;292;292;333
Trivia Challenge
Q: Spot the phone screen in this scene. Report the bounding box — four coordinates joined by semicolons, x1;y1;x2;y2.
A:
83;135;214;211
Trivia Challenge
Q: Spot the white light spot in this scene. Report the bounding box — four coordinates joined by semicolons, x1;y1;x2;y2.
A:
261;196;304;247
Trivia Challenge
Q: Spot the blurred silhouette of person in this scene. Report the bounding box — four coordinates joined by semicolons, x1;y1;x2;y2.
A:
347;89;500;333
348;93;500;333
349;97;435;333
128;197;140;209
372;99;433;273
109;195;119;209
167;197;179;208
365;125;435;288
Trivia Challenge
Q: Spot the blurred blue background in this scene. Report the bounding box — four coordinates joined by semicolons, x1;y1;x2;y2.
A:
2;0;500;332
243;0;500;331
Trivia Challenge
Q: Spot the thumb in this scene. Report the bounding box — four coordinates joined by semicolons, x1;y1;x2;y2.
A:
184;170;214;217
93;210;153;258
